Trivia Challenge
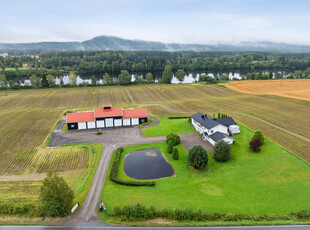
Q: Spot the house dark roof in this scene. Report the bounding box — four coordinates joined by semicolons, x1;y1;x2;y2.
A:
215;117;236;127
209;132;233;142
191;112;220;129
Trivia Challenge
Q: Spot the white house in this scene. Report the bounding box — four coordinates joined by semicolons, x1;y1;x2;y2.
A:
191;112;240;145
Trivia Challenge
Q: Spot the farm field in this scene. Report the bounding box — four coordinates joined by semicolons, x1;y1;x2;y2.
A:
0;143;102;213
100;124;310;217
0;83;309;216
0;84;309;175
221;79;310;101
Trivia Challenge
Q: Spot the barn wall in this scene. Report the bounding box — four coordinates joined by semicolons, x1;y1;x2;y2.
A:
67;123;78;130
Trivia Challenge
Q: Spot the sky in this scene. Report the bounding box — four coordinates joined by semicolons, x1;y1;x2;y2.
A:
1;0;310;45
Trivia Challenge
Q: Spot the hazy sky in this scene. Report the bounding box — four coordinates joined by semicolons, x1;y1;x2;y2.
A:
1;0;310;44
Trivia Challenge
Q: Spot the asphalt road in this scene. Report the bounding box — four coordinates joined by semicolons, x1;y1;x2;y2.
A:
1;224;310;230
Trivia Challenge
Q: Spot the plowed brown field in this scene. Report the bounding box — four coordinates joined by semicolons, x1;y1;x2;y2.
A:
222;79;310;101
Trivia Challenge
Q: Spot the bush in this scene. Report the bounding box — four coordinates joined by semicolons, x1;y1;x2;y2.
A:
253;130;264;144
213;140;231;162
166;133;181;146
39;172;74;217
110;147;155;186
188;145;208;169
250;138;262;152
172;148;179;160
0;203;34;215
167;141;173;153
96;130;102;135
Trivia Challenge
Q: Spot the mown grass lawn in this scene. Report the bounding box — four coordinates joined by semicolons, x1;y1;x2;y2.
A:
142;116;195;137
100;124;310;217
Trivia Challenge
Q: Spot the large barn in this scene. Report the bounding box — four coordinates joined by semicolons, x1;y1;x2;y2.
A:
66;104;148;130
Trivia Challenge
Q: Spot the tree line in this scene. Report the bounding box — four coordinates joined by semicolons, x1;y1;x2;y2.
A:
2;51;310;79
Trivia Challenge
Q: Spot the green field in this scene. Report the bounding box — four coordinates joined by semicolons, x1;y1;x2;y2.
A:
142;116;195;137
100;124;310;216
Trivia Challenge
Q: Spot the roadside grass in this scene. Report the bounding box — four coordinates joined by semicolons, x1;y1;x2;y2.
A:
142;116;195;137
100;123;310;223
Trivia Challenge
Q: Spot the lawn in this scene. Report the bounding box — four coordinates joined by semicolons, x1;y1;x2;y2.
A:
100;124;310;217
142;116;195;137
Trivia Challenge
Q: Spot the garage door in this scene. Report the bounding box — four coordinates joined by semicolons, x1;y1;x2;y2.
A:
87;121;96;129
114;119;122;127
78;122;87;130
105;118;113;127
96;120;105;128
131;118;139;125
123;118;131;126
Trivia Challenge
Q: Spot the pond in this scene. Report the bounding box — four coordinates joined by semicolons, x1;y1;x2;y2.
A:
123;148;175;180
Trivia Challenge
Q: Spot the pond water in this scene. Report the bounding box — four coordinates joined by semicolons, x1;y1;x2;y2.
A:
123;148;175;180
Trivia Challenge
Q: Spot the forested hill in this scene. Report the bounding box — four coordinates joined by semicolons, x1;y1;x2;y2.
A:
1;36;310;53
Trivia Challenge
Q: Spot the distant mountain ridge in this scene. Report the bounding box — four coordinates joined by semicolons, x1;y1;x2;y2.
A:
1;35;310;52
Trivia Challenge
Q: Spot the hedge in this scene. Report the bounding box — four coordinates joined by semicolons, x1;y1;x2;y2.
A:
0;203;34;215
168;116;189;119
112;204;304;222
109;147;155;186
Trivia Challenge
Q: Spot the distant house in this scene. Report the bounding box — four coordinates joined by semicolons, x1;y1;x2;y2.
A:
66;104;148;130
191;112;240;145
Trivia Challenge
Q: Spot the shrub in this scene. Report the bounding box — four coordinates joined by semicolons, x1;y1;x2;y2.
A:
250;138;262;152
96;130;102;135
166;133;181;146
39;172;74;217
188;145;208;169
213;140;231;162
172;148;179;160
253;130;264;144
167;141;173;153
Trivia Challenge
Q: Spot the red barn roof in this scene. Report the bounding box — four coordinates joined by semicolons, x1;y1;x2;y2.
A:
66;111;95;123
123;108;148;119
95;107;123;118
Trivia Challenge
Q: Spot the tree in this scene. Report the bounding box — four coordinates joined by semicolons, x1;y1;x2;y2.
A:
213;140;231;162
0;74;8;96
91;75;97;86
39;172;74;217
250;138;262;152
29;74;41;88
167;141;173;153
102;73;112;85
146;72;153;83
188;145;208;169
252;130;264;144
68;71;77;86
134;74;144;84
46;75;56;87
175;69;185;82
162;64;173;84
41;75;49;88
59;77;64;87
172;148;179;160
118;70;131;85
166;133;181;146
